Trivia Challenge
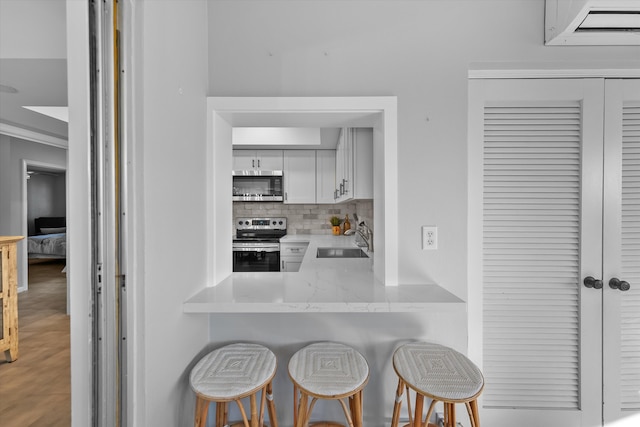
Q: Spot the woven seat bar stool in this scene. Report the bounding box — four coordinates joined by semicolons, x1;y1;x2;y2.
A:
190;343;279;427
288;342;369;427
390;342;484;427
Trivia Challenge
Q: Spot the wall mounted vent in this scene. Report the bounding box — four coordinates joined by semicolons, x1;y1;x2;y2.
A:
546;0;640;45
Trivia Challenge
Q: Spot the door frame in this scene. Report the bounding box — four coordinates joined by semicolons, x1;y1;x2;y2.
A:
19;159;67;294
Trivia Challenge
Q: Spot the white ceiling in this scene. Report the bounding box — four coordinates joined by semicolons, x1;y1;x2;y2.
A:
0;58;68;140
0;1;351;149
0;0;68;142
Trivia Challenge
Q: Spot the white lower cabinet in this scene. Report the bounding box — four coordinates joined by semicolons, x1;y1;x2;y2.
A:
280;241;309;272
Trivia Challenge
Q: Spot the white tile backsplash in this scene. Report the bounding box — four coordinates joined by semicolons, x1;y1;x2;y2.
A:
233;200;373;235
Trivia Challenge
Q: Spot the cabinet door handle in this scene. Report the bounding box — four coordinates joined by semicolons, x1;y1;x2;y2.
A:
252;159;255;168
583;276;603;289
257;159;261;168
609;278;631;292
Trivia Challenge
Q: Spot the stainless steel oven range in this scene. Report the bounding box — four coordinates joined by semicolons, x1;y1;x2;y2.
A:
232;217;287;272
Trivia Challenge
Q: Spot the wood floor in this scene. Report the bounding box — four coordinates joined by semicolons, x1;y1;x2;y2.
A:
0;259;71;427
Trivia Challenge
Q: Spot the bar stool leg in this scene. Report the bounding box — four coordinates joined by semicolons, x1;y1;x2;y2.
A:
250;393;259;427
465;399;480;427
293;384;299;427
405;385;414;426
337;398;355;427
424;399;437;427
194;396;209;427
235;399;251;427
348;395;357;426
353;390;364;427
348;392;364;427
444;402;457;427
413;393;424;427
295;392;309;427
391;378;404;427
266;382;279;427
259;386;266;427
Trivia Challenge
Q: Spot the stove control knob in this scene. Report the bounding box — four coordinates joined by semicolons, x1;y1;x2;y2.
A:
245;221;250;225
272;221;276;225
279;221;283;225
238;221;243;225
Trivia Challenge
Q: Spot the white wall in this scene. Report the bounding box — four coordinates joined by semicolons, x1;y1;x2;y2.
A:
0;0;66;59
207;0;636;300
27;173;66;235
138;1;210;425
0;134;66;288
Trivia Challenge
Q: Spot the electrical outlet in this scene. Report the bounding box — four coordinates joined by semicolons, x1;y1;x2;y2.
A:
422;226;437;250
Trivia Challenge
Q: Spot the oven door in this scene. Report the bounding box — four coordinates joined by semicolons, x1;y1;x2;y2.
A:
232;247;281;272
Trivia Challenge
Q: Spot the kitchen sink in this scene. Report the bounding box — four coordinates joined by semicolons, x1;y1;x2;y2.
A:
316;247;369;258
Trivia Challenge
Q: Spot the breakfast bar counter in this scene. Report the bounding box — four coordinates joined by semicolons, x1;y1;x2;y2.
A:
184;235;464;313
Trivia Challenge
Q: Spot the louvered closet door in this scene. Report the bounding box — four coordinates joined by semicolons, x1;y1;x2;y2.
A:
474;78;606;427
603;79;640;427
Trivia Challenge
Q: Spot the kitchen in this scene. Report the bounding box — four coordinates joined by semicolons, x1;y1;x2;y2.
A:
184;98;465;425
230;126;374;273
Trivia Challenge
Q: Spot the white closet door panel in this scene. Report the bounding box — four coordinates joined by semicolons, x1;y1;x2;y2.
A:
471;79;604;427
483;102;581;409
603;79;640;427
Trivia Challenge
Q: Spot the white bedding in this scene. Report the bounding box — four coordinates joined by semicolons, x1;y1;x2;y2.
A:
28;233;67;258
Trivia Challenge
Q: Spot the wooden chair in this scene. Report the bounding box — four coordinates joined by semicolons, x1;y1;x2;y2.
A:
390;342;484;427
190;343;279;427
288;342;369;427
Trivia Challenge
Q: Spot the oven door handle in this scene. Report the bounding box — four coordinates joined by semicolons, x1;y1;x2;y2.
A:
233;247;280;253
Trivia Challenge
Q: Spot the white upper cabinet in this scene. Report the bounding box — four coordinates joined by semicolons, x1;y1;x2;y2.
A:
284;150;316;204
316;150;336;204
351;128;373;200
334;129;350;202
335;128;373;203
284;150;338;204
233;150;283;172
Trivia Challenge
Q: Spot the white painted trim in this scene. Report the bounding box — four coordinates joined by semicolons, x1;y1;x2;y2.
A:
469;65;640;79
67;0;93;426
466;79;485;374
0;123;68;149
207;96;399;286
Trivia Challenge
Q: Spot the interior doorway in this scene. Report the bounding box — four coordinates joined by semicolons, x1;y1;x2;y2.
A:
20;159;67;296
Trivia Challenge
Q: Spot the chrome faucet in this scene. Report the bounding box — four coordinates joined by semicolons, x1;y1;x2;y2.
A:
346;222;373;252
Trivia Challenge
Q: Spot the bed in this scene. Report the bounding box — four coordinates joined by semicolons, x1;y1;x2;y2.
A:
27;217;67;259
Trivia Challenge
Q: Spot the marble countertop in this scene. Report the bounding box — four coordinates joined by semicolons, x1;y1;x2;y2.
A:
184;235;464;313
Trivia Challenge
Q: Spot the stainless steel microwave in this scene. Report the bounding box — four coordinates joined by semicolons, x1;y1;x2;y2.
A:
232;170;284;202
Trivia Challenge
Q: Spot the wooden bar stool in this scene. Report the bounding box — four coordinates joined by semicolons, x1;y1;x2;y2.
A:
390;342;484;427
190;343;279;427
288;342;369;427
